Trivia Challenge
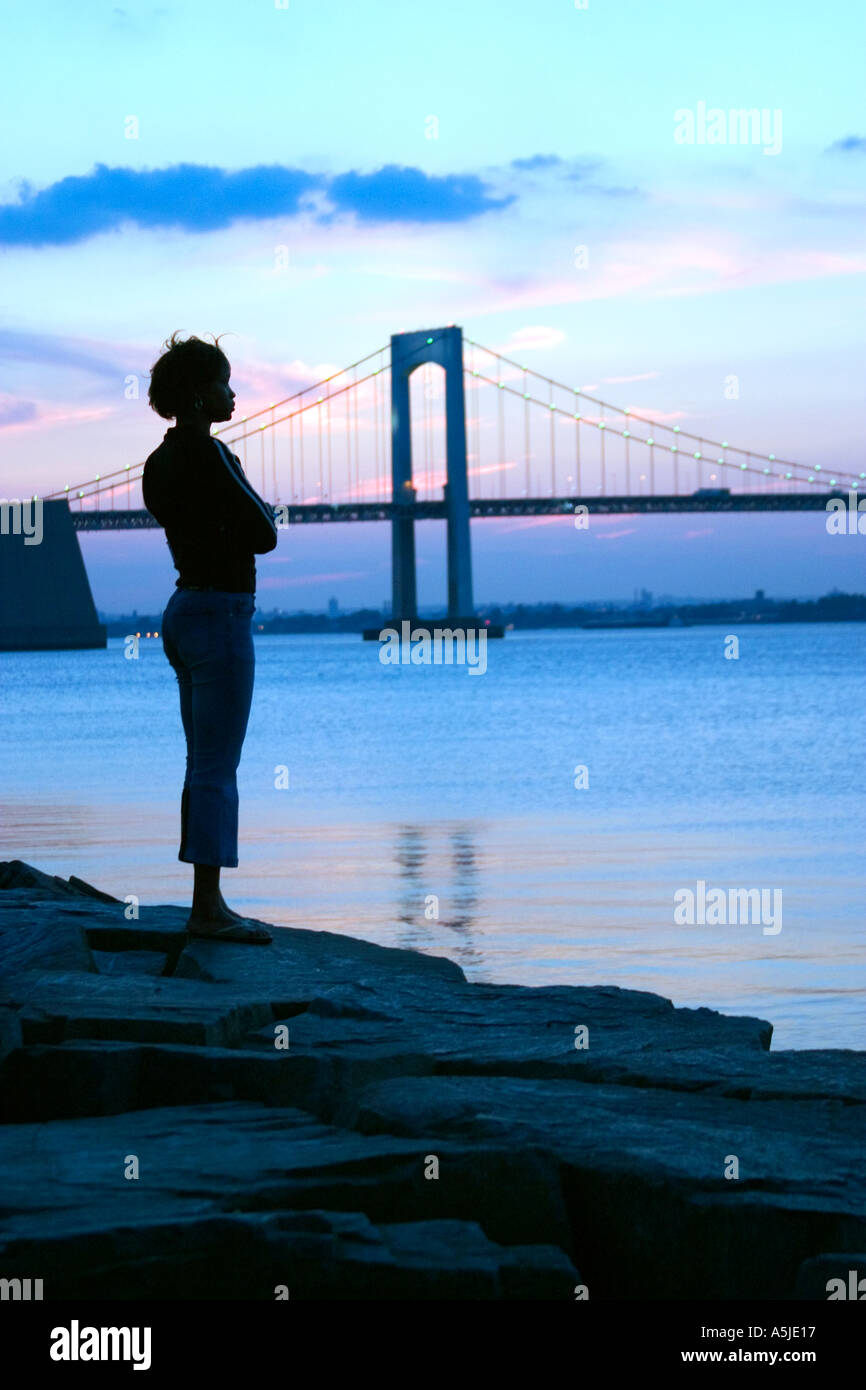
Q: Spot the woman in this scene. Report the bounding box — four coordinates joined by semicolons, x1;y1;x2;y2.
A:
143;332;278;943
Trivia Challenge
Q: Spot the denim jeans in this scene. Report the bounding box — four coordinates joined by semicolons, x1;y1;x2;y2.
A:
161;588;256;867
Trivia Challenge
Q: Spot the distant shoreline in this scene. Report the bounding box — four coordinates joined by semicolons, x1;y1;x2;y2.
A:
100;591;866;637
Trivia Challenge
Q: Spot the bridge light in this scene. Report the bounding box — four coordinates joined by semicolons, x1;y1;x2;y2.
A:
426;337;433;344
647;437;654;445
524;393;530;399
671;444;677;452
831;479;838;486
64;484;69;491
639;473;646;481
498;381;504;388
473;370;479;376
694;451;701;459
815;464;822;470
786;472;792;479
769;454;775;461
574;413;581;421
599;422;605;429
860;473;866;479
673;425;680;432
125;464;130;470
741;463;747;470
624;430;630;437
722;441;728;448
763;468;770;474
78;491;83;497
260;424;266;430
808;475;815;482
717;457;723;464
624;407;630;414
95;473;100;480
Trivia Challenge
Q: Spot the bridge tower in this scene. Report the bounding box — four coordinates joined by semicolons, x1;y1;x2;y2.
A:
0;499;106;650
390;326;474;620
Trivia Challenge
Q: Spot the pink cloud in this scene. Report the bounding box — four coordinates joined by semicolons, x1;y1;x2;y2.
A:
460;235;866;318
257;569;371;588
494;325;566;354
603;371;661;385
1;404;114;433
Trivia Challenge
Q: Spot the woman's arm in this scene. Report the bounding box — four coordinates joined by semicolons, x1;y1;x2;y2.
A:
208;438;278;554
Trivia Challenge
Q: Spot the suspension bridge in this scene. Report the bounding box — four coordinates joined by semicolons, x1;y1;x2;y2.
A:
4;325;858;648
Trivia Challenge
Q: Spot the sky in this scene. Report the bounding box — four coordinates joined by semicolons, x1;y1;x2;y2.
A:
1;0;865;613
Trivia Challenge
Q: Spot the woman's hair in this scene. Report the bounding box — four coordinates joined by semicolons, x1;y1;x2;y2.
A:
147;332;230;420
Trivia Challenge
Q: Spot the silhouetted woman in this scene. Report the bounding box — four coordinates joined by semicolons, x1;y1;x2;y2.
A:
143;333;277;943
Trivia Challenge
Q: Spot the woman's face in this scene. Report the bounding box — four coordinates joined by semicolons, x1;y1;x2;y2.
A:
200;362;236;422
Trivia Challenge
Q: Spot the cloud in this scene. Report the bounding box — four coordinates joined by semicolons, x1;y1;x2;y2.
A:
507;153;634;198
495;325;566;354
0;153;625;248
0;327;131;378
0;403;114;433
825;136;866;154
459;234;866;318
602;371;661;385
0;163;319;248
258;570;371;587
0;396;38;428
325;165;514;223
510;154;562;171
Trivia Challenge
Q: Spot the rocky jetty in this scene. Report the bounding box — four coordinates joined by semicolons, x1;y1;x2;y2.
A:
0;859;863;1300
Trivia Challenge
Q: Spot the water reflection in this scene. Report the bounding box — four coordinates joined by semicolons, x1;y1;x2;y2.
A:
393;821;483;969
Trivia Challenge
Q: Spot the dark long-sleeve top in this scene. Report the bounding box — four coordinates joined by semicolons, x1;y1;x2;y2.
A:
143;425;278;593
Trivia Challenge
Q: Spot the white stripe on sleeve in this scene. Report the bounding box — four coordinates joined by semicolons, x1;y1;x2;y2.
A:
212;438;276;527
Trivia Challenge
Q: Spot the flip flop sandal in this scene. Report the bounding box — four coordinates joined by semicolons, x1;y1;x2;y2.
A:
187;921;272;944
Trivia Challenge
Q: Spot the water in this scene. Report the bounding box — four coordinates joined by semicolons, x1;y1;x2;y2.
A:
2;623;863;1049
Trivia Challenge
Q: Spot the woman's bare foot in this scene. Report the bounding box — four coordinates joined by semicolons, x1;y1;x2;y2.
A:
187;866;272;942
186;911;272;944
217;891;254;922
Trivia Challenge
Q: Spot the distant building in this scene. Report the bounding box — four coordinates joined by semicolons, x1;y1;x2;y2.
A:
327;597;339;619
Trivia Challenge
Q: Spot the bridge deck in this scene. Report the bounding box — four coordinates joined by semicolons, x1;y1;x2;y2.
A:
69;493;842;529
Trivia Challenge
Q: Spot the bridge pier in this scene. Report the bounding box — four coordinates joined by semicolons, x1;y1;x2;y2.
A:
0;499;106;650
389;326;474;622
